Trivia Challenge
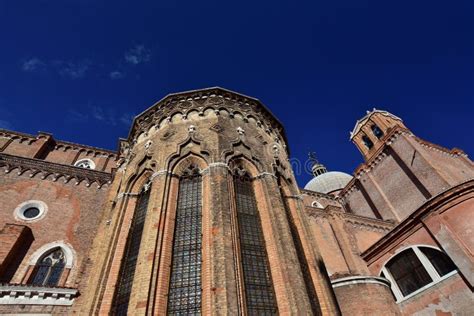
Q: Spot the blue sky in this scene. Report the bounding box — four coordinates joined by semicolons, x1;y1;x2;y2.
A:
0;0;472;187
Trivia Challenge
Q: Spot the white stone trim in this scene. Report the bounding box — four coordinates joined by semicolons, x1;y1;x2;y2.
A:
256;172;277;179
380;245;459;303
331;275;391;289
13;200;48;222
0;284;78;306
311;200;323;208
28;241;75;269
74;158;96;170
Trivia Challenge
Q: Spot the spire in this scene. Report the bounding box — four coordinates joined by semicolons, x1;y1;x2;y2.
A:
308;152;328;177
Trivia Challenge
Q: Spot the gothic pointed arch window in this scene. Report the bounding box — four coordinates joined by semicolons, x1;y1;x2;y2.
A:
113;183;151;316
167;164;203;315
232;165;278;314
28;248;65;286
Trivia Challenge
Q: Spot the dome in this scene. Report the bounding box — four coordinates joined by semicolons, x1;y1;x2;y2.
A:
304;171;353;194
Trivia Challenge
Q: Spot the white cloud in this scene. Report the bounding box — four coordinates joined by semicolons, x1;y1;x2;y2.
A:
22;58;45;72
125;45;151;65
91;106;105;121
119;113;134;126
68;109;88;122
109;71;125;79
57;60;90;79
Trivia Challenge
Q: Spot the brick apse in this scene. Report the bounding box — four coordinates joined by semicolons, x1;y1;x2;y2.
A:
0;87;472;315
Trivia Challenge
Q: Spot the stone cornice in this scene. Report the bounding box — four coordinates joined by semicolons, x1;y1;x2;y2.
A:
0;284;78;306
0;153;113;188
127;87;288;149
414;135;469;158
350;109;403;140
305;205;394;233
361;178;474;263
0;128;118;157
299;188;338;201
331;275;391;289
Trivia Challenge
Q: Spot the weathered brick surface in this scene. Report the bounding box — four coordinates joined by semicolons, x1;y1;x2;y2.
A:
334;282;400;315
0;224;33;283
399;274;474;315
0;90;472;316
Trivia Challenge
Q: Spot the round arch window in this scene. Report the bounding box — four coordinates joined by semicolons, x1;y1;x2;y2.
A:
74;158;96;170
14;200;48;222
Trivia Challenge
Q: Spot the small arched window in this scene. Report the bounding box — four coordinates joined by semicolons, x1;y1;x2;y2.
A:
29;248;65;286
74;158;95;170
371;124;384;139
311;201;323;208
381;246;457;301
362;135;374;149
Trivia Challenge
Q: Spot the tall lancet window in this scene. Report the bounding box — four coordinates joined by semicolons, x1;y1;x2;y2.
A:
113;184;151;316
167;165;202;315
233;167;278;314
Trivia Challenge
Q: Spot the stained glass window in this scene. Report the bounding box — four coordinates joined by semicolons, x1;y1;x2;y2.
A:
234;170;277;315
29;248;65;286
113;186;151;316
167;166;202;315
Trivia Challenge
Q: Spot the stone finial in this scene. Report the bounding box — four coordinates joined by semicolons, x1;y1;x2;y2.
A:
144;140;153;151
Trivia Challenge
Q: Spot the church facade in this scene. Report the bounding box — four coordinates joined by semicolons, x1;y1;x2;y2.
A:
0;87;472;315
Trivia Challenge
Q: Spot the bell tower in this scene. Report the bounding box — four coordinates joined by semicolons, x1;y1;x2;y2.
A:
350;109;407;161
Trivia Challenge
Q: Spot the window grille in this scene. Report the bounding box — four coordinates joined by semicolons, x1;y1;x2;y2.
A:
167;168;202;315
29;248;65;286
234;172;277;315
113;187;151;316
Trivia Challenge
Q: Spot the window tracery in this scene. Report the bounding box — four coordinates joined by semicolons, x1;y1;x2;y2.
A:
29;248;65;287
74;158;96;169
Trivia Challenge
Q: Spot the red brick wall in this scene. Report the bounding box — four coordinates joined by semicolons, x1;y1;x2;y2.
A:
399;274;473;315
333;282;400;315
0;130;118;172
0;224;33;283
343;132;474;222
0;171;110;288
